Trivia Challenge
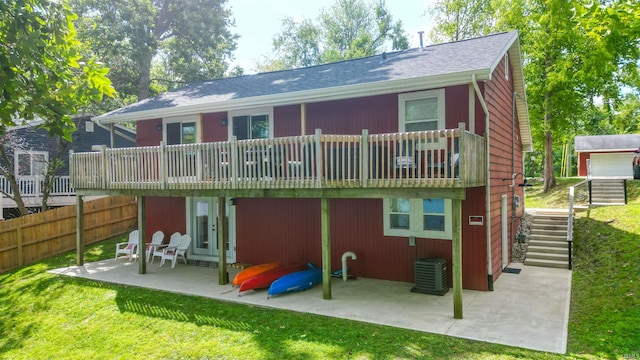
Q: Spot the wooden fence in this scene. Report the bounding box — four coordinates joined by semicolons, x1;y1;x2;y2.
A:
0;196;137;273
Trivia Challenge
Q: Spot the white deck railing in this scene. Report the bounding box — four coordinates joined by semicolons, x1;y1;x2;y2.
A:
71;126;486;192
0;176;74;197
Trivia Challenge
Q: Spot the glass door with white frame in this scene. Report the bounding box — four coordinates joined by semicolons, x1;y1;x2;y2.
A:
189;198;235;262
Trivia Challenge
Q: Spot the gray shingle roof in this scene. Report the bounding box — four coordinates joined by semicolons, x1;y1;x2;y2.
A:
98;32;519;120
575;134;640;152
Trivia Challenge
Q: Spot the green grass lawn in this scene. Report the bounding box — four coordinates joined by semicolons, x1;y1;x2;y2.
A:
1;181;638;359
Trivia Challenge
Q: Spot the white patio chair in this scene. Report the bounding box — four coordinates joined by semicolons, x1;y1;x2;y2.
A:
144;230;165;262
160;234;192;269
115;230;139;262
150;232;181;264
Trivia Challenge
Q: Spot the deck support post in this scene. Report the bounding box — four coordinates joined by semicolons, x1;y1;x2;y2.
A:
75;195;84;266
321;197;331;300
452;198;463;319
218;197;228;285
138;196;146;274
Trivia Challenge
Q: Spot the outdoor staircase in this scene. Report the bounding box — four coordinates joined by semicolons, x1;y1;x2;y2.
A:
590;179;626;205
524;209;571;269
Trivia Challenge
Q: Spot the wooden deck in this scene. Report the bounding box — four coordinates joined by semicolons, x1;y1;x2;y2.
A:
70;127;486;198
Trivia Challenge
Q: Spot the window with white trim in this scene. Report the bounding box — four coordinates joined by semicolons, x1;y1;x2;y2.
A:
15;151;48;176
399;89;446;132
229;107;273;140
383;198;452;239
164;115;198;145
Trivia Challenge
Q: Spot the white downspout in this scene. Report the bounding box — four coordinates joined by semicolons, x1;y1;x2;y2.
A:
472;74;494;291
341;251;357;281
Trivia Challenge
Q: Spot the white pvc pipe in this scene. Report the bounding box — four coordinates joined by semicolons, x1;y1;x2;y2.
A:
341;251;357;281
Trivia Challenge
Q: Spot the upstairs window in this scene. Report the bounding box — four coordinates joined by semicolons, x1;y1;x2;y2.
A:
230;108;273;140
165;116;198;145
399;89;445;132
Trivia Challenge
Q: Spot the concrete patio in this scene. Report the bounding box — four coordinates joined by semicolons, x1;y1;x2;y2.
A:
50;261;572;354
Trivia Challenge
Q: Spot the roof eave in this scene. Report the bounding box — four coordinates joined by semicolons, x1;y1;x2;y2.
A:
95;70;493;125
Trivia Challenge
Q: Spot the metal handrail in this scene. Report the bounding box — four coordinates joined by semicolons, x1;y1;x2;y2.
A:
567;179;590;270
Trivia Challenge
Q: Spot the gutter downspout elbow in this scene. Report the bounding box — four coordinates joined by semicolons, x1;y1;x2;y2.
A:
341;251;357;281
472;74;493;291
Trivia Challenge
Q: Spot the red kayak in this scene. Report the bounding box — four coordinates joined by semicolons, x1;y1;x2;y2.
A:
239;263;308;293
232;262;282;286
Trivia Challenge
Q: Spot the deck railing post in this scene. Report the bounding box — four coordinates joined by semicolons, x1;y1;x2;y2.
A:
361;129;369;187
100;147;107;190
458;122;466;186
315;129;323;188
160;141;167;189
230;136;238;189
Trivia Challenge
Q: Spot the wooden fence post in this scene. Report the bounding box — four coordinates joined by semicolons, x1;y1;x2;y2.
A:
76;195;84;266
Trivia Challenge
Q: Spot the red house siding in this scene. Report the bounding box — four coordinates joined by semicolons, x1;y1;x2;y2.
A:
202;112;228;142
274;104;303;137
445;85;470;130
577;152;588;176
136;118;162;146
485;54;524;280
145;197;186;242
235;198;322;266
306;94;398;135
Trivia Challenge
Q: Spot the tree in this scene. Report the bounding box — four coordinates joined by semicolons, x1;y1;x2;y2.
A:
428;0;496;43
70;0;238;105
495;0;639;192
257;0;408;71
0;0;115;140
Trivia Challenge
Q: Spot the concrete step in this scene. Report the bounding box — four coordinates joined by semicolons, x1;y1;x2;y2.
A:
526;245;569;254
534;216;569;222
524;258;569;269
531;226;568;234
526;251;569;261
527;209;569;216
529;233;567;241
529;228;567;237
528;239;568;248
534;216;569;223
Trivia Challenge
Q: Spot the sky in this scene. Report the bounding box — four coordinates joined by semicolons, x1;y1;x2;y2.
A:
226;0;435;73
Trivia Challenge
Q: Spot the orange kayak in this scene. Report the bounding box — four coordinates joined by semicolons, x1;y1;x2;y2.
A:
239;263;308;293
232;262;282;286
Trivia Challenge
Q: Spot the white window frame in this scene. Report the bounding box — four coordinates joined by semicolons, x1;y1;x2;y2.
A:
14;150;48;176
163;115;199;144
383;198;452;240
228;107;274;140
398;89;446;133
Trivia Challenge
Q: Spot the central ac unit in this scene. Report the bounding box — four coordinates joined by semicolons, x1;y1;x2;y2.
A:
411;258;449;296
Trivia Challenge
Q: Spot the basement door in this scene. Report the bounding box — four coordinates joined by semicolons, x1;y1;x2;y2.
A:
188;197;236;263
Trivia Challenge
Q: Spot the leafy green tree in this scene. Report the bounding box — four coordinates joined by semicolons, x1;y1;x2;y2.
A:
428;0;495;43
70;0;238;105
257;0;408;71
0;0;115;139
496;0;639;191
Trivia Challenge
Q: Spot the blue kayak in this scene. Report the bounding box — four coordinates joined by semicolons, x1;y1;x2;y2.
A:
267;265;322;297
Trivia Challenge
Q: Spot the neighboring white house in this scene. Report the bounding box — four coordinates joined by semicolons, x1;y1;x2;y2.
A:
575;134;640;178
